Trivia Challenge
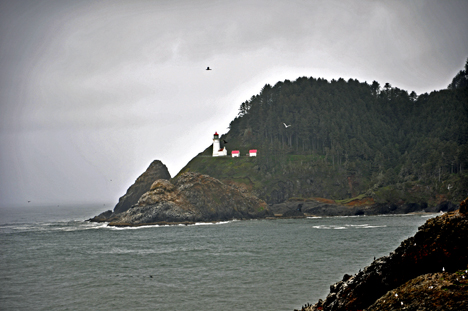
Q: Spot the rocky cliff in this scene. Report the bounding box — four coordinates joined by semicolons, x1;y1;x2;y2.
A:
270;198;459;218
299;198;468;311
100;172;271;226
113;160;171;214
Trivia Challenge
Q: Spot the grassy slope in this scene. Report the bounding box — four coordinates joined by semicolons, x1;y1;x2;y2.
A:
177;135;467;206
176;137;368;204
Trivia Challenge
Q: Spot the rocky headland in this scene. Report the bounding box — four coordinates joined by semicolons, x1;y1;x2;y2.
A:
298;197;468;311
90;171;272;226
90;159;460;225
113;160;171;214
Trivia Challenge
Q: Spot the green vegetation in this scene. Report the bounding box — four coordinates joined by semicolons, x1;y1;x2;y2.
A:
177;59;468;205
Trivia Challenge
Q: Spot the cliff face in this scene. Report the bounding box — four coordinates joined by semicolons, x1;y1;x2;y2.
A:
113;160;171;214
270;199;458;218
304;198;468;311
106;172;271;226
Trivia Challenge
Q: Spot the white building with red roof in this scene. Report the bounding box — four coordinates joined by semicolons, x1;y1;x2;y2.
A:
249;149;257;157
231;150;240;157
212;132;228;157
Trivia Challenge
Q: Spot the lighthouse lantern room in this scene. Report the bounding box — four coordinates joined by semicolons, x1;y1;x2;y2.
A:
212;132;227;157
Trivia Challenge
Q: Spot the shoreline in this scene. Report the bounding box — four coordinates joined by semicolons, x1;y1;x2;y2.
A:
268;199;458;218
90;211;442;227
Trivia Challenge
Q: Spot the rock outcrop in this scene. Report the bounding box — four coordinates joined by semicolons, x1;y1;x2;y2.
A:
366;271;468;311
104;172;271;226
301;197;468;311
271;198;459;217
113;160;171;214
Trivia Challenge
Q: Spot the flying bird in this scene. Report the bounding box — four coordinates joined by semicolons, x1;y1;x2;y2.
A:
206;67;212;70
283;123;291;128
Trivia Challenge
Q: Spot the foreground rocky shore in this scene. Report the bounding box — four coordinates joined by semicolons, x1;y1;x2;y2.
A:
297;198;468;311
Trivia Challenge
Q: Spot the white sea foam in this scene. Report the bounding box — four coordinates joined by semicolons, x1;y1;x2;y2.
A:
108;224;166;230
194;220;237;226
1;221;112;233
98;219;239;230
347;224;387;228
312;224;387;230
420;213;440;218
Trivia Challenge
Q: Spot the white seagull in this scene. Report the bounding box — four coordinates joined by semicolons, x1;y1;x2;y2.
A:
283;122;291;128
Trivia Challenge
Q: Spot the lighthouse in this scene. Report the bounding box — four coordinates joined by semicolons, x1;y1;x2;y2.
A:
212;132;227;157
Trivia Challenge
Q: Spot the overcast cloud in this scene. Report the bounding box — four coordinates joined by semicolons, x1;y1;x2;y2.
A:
1;0;467;207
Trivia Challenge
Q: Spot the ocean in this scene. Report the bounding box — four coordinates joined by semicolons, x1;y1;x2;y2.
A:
0;204;437;311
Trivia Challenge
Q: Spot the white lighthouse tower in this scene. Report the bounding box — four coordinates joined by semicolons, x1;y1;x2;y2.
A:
212;132;227;157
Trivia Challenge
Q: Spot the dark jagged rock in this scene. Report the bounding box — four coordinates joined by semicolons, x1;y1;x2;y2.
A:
91;210;113;221
280;204;306;218
433;200;459;213
107;172;272;226
367;271;468;311
113;160;171;214
459;197;468;214
304;198;468;311
269;200;340;216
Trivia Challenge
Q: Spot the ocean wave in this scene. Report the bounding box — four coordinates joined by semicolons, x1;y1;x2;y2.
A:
52;221;109;231
106;219;239;230
0;220;109;233
108;224;168;230
312;224;387;230
93;244;212;255
347;224;387;228
194;220;238;226
420;213;441;218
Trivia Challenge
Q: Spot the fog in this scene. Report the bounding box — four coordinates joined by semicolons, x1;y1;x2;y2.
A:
1;0;467;206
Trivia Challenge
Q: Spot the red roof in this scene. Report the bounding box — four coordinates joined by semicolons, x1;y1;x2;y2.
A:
232;150;240;154
214;132;218;135
249;150;257;153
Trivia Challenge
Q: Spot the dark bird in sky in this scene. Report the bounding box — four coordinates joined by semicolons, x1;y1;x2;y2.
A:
206;67;212;70
283;122;291;128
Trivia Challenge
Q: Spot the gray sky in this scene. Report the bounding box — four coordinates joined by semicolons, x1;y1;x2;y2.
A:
1;0;467;207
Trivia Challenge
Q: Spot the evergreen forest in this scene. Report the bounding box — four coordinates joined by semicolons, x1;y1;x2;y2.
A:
178;59;468;206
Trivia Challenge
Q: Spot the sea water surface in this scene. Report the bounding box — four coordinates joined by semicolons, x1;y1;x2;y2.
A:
0;205;437;311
